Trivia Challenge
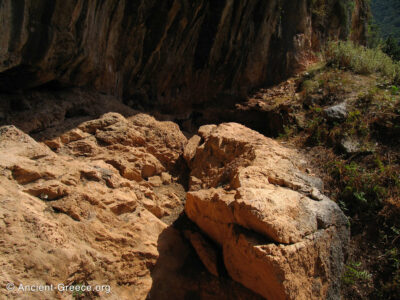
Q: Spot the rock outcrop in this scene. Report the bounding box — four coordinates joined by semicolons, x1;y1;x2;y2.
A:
0;112;186;299
0;110;267;300
0;0;363;298
184;123;349;299
0;101;351;299
0;0;368;113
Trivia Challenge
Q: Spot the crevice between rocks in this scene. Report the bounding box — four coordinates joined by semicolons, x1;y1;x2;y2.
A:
0;86;343;299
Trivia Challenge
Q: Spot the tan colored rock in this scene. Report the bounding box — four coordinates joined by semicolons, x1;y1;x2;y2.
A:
11;164;55;184
43;138;62;150
183;135;201;166
159;192;181;210
198;124;217;140
186;189;235;244
80;168;103;182
148;176;163;187
95;124;145;147
160;172;172;185
128;114;187;169
189;176;203;191
67;138;99;157
0;107;263;300
57;112;185;183
0;120;187;300
185;123;349;300
59;128;90;144
223;225;345;300
78;112;127;134
24;180;70;200
107;189;138;215
142;198;165;219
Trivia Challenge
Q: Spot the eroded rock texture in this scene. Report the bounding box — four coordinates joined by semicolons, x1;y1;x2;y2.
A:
0;93;351;299
185;123;349;300
0;0;367;113
0;112;265;300
0;112;186;298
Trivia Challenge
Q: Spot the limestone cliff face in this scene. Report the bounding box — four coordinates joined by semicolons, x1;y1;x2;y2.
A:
0;0;367;113
351;0;370;45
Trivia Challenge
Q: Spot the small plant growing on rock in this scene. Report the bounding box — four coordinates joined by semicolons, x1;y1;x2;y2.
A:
342;262;372;286
391;85;400;95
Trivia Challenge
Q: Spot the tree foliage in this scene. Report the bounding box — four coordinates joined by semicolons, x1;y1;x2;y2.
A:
369;1;400;61
371;0;400;41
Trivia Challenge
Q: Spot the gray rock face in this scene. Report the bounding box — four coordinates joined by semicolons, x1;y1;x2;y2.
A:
340;136;361;154
0;0;367;113
324;102;348;122
339;136;373;155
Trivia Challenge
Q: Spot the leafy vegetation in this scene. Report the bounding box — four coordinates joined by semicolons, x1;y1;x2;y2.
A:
342;262;372;286
329;157;399;216
252;1;400;297
324;41;400;83
298;66;400;216
382;36;400;61
370;0;400;41
369;0;400;61
276;42;400;297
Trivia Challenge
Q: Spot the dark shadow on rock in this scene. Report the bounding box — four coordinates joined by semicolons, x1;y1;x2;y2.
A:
0;84;288;148
0;87;142;141
147;213;264;300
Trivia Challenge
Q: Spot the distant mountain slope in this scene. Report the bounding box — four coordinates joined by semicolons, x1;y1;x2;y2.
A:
371;0;400;40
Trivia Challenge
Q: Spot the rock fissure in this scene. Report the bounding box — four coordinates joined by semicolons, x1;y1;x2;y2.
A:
0;104;351;299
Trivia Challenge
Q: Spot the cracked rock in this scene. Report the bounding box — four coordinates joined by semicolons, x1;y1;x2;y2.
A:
184;123;349;300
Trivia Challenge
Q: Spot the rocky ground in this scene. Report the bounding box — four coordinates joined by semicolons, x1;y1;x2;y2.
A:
0;1;375;299
0;87;350;299
242;65;400;299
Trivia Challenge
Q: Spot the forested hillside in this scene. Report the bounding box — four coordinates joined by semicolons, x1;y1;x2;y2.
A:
371;0;400;41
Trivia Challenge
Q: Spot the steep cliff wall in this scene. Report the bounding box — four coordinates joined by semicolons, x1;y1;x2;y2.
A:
0;0;367;113
351;0;370;45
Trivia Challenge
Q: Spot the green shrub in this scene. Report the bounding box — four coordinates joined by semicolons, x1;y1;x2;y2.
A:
329;160;387;215
382;36;400;61
324;41;400;83
342;262;372;286
391;85;400;95
301;79;320;95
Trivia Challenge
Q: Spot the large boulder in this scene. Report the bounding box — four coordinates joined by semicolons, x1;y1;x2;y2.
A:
0;114;188;299
0;124;167;299
185;123;349;300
